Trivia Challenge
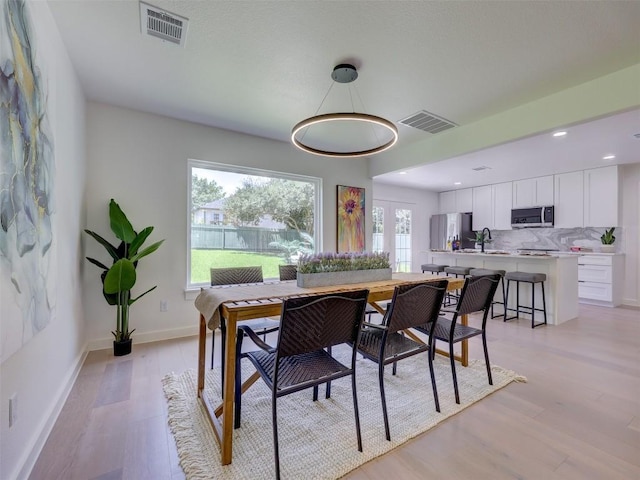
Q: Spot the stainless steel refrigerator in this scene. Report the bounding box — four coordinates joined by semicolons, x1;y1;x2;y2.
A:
429;213;475;250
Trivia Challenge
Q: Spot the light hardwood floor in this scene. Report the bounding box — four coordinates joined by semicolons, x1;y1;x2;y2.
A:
30;304;640;479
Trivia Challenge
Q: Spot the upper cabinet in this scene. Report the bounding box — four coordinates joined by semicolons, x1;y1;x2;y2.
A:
472;186;492;230
512;175;554;208
439;188;473;214
439;191;456;214
472;182;512;231
492;182;513;230
554;171;584;228
584;165;619;227
456;188;473;213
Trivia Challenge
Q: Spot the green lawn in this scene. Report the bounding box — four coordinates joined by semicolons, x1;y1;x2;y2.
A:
191;249;286;284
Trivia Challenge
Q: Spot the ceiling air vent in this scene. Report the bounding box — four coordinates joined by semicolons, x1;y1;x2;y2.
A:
472;166;491;171
140;2;188;46
633;132;640;139
399;110;458;134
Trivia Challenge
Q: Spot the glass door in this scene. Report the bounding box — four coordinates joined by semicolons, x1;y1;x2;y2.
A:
373;201;413;272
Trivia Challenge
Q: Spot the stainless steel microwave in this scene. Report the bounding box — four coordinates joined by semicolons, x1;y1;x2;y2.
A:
511;206;554;228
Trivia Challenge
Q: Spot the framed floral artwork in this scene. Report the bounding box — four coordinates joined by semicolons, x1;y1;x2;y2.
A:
337;185;365;252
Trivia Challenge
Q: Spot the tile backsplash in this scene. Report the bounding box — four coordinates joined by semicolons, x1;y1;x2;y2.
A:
488;227;622;253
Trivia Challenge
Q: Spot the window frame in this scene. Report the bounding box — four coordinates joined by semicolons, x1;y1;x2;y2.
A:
187;159;323;291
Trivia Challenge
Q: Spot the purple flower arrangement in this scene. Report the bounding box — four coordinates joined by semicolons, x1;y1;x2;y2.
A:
297;251;391;274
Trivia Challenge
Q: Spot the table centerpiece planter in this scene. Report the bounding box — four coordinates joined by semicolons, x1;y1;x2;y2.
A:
297;268;392;288
296;251;391;288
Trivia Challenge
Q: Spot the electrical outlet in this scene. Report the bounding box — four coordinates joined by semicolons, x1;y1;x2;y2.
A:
560;237;567;244
160;300;168;312
9;394;17;428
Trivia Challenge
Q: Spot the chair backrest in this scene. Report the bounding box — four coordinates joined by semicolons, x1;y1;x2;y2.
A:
456;274;501;316
385;280;449;334
278;264;297;281
276;289;369;358
210;266;263;286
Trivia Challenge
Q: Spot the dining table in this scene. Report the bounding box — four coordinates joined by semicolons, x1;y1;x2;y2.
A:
194;272;466;465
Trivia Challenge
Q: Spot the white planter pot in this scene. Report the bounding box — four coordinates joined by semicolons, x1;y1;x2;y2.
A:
600;244;615;253
297;268;393;288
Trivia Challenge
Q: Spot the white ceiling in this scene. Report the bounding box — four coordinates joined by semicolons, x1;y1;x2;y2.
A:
47;0;640;189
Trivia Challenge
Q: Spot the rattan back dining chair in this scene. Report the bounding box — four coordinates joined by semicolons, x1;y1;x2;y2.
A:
234;289;369;480
356;280;448;441
209;266;280;392
414;274;500;404
278;264;297;281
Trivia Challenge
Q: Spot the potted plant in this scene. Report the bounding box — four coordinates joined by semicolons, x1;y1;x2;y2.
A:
600;227;616;253
85;199;164;356
296;251;391;287
469;231;491;250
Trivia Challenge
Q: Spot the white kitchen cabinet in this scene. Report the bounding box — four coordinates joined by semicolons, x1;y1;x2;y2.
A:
584;165;619;227
512;175;554;208
472;186;492;230
472;182;513;231
439;191;456;214
554;171;584;228
439;189;472;214
492;182;513;230
456;188;473;213
577;254;624;307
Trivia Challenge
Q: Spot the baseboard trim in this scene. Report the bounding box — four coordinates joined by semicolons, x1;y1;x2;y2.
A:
622;297;639;308
16;344;89;480
86;325;200;351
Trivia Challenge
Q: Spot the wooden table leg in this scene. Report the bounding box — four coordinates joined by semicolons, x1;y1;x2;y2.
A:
461;313;468;367
220;311;238;465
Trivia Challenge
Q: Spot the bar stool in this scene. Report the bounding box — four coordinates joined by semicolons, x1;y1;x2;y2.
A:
443;266;472;305
469;268;506;318
503;271;547;328
421;263;449;275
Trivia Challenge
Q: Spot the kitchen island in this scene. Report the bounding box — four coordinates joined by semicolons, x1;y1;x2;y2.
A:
426;250;579;325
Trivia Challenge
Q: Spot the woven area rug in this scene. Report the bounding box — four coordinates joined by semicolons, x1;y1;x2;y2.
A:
162;349;525;480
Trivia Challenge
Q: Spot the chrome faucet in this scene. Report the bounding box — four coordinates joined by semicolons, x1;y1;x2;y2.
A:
481;227;492;253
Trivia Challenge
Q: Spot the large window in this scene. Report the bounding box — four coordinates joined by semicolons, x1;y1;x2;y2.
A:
188;160;321;288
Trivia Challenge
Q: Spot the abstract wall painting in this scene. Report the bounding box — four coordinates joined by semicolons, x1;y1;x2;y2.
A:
1;0;56;363
337;185;365;253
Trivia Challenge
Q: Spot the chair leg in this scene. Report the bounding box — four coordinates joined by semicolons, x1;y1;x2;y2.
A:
450;342;460;404
272;394;281;480
428;343;440;412
392;360;397;376
531;281;536;328
541;281;548;326
312;386;319;401
378;362;391;441
234;332;244;429
482;332;493;385
351;367;363;452
325;345;332;399
210;329;215;370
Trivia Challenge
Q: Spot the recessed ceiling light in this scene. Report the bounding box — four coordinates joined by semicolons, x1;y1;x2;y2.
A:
398;171;407;175
552;131;567;137
603;154;615;160
454;182;462;185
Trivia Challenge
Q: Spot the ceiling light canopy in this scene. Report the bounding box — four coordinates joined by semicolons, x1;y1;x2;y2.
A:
552;131;567;137
291;64;398;158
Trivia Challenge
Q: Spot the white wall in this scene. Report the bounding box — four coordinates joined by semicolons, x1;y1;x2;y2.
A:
620;163;640;306
0;2;87;479
84;103;372;348
372;182;440;273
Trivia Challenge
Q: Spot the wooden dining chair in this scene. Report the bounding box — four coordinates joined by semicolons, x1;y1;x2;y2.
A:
414;274;500;404
233;289;369;480
355;279;448;441
209;266;280;392
278;264;297;281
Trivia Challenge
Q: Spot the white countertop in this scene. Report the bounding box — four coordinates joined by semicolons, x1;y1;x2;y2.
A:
428;250;575;259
